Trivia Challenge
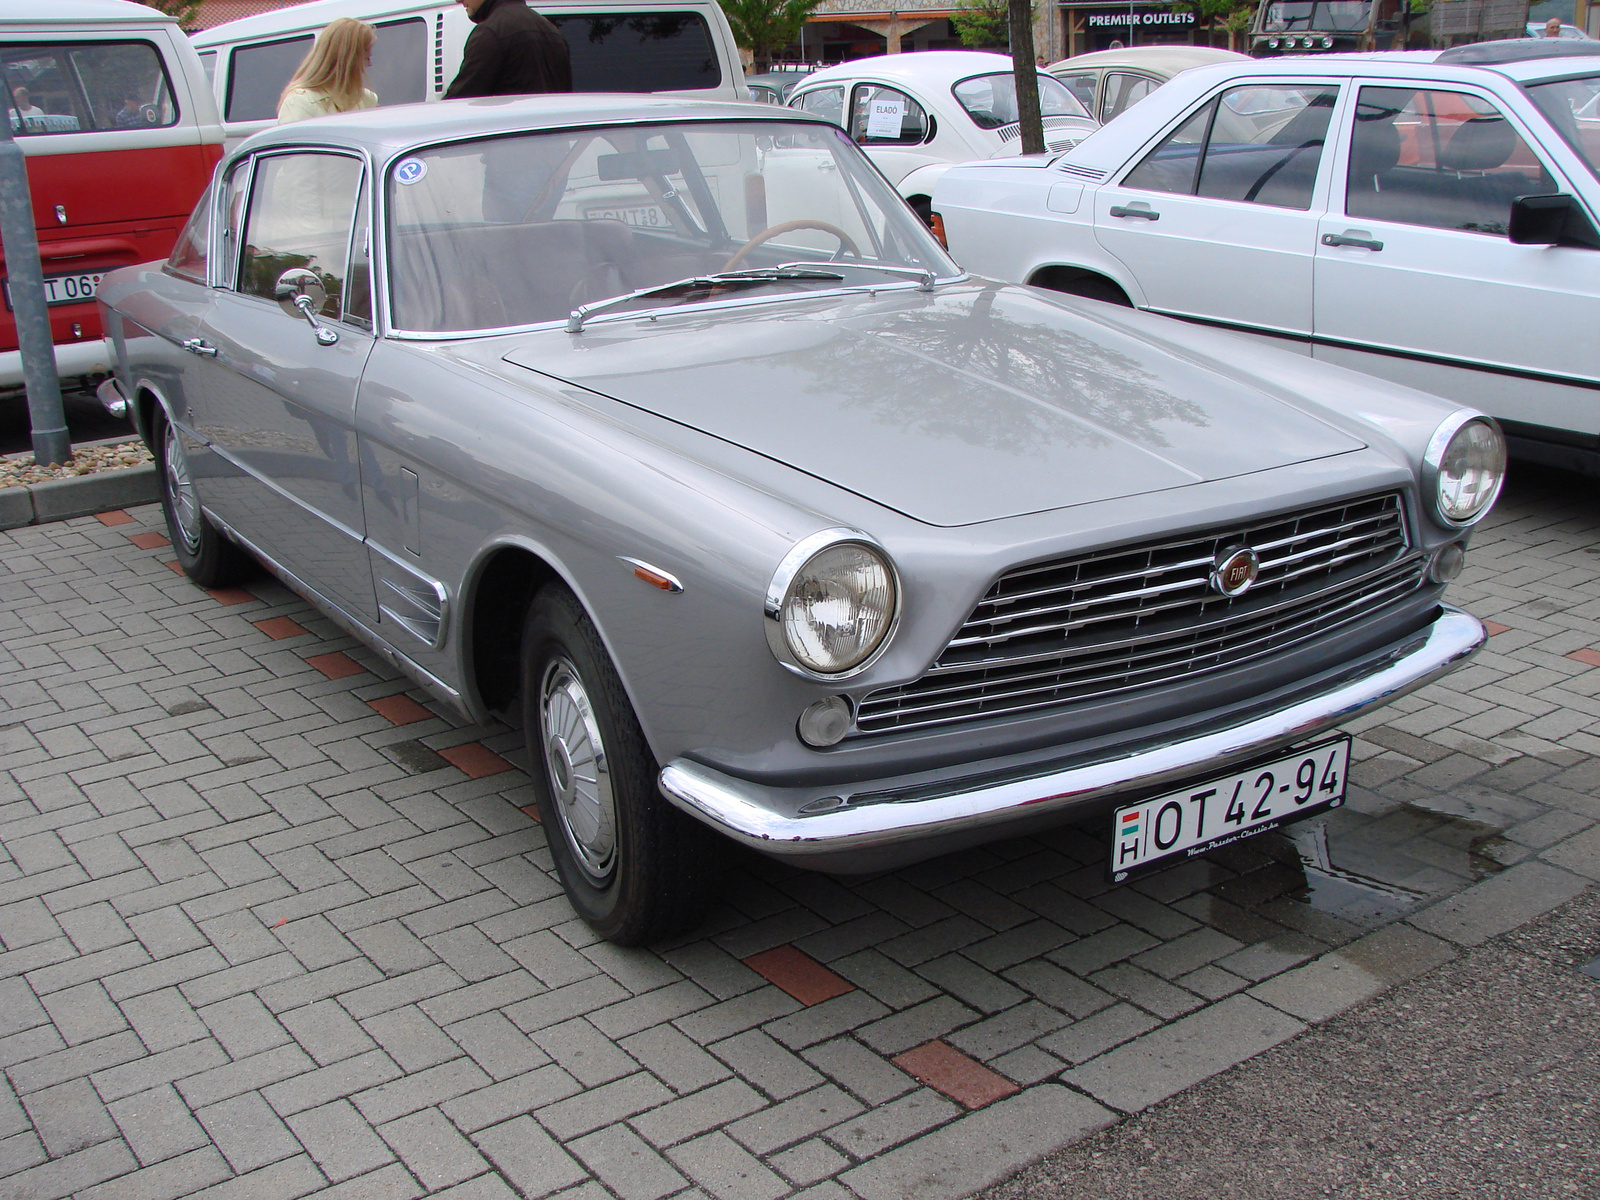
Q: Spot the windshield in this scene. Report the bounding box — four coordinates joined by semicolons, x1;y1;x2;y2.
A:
1261;1;1371;32
386;120;954;334
1526;74;1600;181
952;72;1089;129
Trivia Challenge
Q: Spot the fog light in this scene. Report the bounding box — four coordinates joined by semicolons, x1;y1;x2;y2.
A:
1430;543;1465;584
798;696;853;747
1321;36;1333;47
1268;36;1280;47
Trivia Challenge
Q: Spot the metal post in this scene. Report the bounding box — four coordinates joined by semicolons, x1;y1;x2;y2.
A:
0;106;70;466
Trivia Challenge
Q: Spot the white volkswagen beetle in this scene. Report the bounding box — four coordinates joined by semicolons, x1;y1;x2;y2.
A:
788;51;1097;222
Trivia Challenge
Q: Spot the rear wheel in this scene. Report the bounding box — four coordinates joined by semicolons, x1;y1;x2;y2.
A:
154;411;253;587
522;584;723;945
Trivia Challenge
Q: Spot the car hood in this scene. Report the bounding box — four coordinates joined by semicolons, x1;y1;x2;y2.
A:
501;282;1364;527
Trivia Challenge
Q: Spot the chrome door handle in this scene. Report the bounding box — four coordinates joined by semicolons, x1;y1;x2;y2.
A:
1322;232;1383;251
181;338;218;357
1109;204;1160;220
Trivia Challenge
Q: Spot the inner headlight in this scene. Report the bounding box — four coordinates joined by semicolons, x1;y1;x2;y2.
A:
1424;412;1506;526
766;531;898;677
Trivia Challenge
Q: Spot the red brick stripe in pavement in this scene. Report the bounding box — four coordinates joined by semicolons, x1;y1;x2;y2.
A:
893;1040;1020;1109
520;804;542;823
253;617;308;641
305;651;367;680
165;561;184;575
439;742;514;779
1567;648;1600;668
1484;620;1511;636
206;588;257;606
95;510;135;526
368;694;433;725
127;531;170;549
743;945;855;1006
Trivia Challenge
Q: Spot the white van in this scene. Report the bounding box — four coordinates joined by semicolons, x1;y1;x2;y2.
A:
193;0;748;145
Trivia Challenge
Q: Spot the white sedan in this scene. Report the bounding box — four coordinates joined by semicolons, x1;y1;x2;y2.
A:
935;46;1600;474
787;51;1097;221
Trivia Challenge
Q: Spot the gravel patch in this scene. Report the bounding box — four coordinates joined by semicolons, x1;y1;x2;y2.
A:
0;437;151;488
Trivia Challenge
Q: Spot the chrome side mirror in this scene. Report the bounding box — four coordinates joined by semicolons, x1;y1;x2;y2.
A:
274;267;339;345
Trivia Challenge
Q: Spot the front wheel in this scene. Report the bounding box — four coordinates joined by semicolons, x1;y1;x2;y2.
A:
154;411;254;587
522;584;723;945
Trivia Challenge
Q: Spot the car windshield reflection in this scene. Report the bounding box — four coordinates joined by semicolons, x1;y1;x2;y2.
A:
385;119;954;334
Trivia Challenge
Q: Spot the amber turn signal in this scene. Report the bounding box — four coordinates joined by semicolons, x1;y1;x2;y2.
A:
929;212;948;249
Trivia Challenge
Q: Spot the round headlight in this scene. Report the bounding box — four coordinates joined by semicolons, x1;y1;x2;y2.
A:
1268;37;1280;47
766;530;899;677
1424;413;1506;527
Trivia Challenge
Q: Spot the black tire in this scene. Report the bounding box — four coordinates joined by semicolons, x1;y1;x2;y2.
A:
521;583;723;945
153;410;254;588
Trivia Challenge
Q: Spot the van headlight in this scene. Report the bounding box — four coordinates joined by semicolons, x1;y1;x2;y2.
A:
766;529;899;677
1424;412;1505;527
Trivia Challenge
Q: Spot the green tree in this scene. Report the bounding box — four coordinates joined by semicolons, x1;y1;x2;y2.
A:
717;0;824;70
139;0;203;29
951;0;1010;48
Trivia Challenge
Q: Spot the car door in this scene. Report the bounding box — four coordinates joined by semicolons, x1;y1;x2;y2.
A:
1312;82;1600;439
847;82;935;187
1093;79;1343;342
197;148;379;621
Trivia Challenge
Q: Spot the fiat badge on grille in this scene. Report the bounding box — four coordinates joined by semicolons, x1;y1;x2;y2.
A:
1211;546;1260;597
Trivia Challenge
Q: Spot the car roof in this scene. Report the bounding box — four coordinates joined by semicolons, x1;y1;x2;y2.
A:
0;0;176;26
797;51;1032;89
1046;46;1247;76
236;92;824;160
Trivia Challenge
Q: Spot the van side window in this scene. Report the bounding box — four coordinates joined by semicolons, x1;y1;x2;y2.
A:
168;183;213;284
369;18;427;108
2;41;176;134
546;14;721;93
226;35;311;122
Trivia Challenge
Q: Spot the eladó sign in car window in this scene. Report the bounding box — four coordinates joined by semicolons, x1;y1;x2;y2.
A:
865;96;904;137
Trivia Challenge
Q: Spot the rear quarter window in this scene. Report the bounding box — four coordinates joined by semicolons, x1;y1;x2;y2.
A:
548;13;721;93
2;40;178;134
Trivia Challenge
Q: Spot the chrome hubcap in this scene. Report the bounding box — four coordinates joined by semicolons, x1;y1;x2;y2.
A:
539;657;616;884
163;428;204;555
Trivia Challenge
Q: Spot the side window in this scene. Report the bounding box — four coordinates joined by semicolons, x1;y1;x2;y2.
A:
167;183;213;284
226;35;311;122
795;86;844;128
849;85;928;146
219;159;252;289
1122;98;1214;195
1346;87;1557;236
369;18;426;107
1122;83;1338;210
344;176;372;328
239;153;363;318
1057;72;1097;114
1101;73;1157;124
546;14;721;93
2;40;177;134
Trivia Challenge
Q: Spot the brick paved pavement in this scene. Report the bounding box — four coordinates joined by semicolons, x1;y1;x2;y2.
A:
0;469;1596;1200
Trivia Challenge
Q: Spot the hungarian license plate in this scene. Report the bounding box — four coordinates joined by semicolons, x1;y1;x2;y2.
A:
1109;736;1349;882
3;269;104;310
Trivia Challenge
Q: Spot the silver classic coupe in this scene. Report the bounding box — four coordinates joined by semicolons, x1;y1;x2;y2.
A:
97;94;1502;944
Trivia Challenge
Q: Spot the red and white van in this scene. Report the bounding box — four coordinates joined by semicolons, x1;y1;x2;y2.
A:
0;0;222;390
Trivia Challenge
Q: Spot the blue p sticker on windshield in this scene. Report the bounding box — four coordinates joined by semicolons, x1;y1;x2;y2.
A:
394;158;427;185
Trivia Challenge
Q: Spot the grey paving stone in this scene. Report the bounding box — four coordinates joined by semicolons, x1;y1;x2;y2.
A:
379;1107;490;1191
530;1017;641;1087
119;986;210;1053
280;999;376;1066
569;1122;689;1200
0;1129;135;1200
1048;924;1160;977
668;1130;789;1200
769;1138;848;1187
801;1037;915;1106
723;1084;864;1157
176;1043;317;1110
286;1098;396;1183
708;1029;824;1101
474;1115;587;1199
1408;860;1590;946
439;1064;582;1133
1001;960;1115;1019
763;990;890;1052
989;1043;1066;1085
629;1078;767;1149
447;1010;551;1080
261;1048;402;1117
197;993;291;1059
824;1088;961;1159
617;1024;730;1095
311;1161;423;1200
73;1145;234;1200
915;954;1026;1014
1038;1003;1161;1066
360;1006;460;1075
946;999;1071;1061
673;987;802;1046
196;1090;304;1173
20;1076;120;1157
355;1056;492;1126
39;981;127;1046
1064;995;1306;1113
855;996;978;1056
840;1085;1114;1200
107;1084;211;1166
1249;923;1457;1022
536;1071;673;1141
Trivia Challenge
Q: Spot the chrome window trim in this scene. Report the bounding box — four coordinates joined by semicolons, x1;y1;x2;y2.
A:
763;527;902;682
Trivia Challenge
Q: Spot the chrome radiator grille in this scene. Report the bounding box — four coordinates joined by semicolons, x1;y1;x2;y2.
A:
856;492;1421;736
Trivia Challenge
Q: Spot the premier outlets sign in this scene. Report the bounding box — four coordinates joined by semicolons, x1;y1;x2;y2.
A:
1082;6;1196;28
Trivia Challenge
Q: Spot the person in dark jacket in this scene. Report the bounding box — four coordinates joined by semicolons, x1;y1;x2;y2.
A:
445;0;572;98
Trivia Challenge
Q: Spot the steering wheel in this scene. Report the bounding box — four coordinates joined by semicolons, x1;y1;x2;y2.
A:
722;219;860;271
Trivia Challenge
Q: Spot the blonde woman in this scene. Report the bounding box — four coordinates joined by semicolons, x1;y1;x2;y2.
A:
277;18;378;123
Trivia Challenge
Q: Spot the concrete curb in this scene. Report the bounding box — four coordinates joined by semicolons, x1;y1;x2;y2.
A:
0;435;158;531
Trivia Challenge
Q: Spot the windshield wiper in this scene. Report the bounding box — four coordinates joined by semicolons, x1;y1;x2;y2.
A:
777;261;938;292
566;267;845;333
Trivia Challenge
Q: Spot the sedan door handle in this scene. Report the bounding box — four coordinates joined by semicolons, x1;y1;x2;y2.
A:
1109;204;1160;221
181;338;218;357
1322;232;1383;252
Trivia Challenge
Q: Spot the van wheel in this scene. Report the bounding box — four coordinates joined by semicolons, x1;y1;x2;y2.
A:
521;584;723;945
154;412;254;587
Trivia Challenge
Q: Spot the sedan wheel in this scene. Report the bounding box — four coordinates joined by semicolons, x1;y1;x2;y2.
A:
154;412;253;588
522;583;723;945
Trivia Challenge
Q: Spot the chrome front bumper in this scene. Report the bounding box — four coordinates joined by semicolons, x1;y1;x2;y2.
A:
658;605;1485;873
